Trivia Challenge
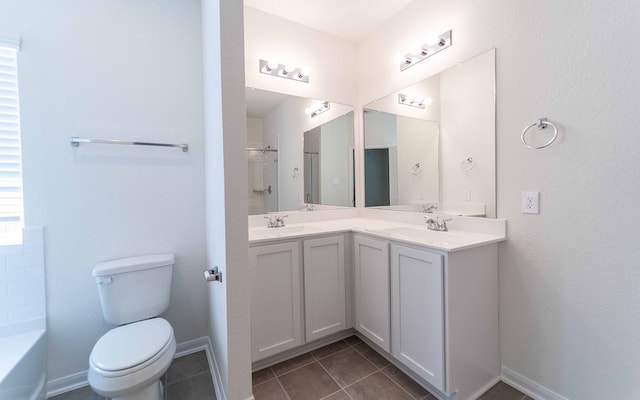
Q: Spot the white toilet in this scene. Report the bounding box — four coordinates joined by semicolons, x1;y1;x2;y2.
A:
88;253;177;400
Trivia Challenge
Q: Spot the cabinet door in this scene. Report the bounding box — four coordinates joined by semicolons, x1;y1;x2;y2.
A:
303;235;346;342
391;244;444;391
250;242;302;361
353;235;390;352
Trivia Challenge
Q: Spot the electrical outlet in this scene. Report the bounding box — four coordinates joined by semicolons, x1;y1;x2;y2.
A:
521;191;540;214
464;189;471;201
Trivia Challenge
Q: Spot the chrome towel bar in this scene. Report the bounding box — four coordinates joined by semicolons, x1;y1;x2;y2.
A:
70;137;189;152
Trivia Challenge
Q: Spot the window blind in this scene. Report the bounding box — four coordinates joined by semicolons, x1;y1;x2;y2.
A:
0;42;23;242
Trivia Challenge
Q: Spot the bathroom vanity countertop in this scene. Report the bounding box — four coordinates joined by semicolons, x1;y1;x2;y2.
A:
248;218;505;252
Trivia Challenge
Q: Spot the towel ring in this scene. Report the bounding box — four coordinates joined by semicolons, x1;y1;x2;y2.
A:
411;163;423;176
521;118;558;149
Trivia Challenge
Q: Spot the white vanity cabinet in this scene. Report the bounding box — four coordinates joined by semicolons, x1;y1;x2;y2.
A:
390;244;445;391
303;235;346;342
353;235;391;352
250;234;348;362
249;241;302;361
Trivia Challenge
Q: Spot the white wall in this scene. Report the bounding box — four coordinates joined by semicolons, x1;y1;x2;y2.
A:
358;1;640;399
244;7;357;106
396;117;439;204
246;117;264;148
320;113;353;207
202;0;252;398
0;0;208;384
440;50;495;217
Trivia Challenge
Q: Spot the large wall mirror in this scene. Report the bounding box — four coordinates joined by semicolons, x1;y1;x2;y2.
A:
246;88;355;215
363;49;496;217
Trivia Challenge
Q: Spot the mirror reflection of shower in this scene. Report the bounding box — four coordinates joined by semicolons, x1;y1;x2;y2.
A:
247;145;278;215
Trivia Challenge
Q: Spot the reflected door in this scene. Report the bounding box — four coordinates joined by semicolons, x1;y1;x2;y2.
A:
304;152;319;204
365;149;390;207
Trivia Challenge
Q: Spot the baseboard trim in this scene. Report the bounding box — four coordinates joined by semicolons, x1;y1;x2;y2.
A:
46;371;88;398
201;336;226;400
467;376;501;400
46;336;219;399
501;366;570;400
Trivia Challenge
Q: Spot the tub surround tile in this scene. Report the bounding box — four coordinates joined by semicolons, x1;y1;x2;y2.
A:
0;227;45;327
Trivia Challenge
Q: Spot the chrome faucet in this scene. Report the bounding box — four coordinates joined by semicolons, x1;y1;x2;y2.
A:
265;215;288;228
422;203;438;213
424;216;452;231
302;204;314;211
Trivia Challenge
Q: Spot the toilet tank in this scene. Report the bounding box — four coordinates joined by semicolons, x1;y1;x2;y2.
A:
93;253;174;325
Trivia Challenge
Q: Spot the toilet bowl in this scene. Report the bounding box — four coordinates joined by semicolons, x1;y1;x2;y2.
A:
88;318;176;400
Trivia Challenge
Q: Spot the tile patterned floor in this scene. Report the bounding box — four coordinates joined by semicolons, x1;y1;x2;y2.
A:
51;338;531;400
253;336;532;400
49;350;215;400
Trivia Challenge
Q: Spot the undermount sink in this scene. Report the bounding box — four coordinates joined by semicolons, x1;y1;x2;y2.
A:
371;226;463;247
250;225;320;238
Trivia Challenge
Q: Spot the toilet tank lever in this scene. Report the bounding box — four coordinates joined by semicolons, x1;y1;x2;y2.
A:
95;276;113;285
204;267;223;283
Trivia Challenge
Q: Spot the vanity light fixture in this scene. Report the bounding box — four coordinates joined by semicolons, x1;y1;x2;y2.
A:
259;59;310;83
398;94;432;109
305;101;330;118
394;29;452;71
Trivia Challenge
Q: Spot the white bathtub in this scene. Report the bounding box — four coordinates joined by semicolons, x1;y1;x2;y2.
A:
0;319;46;400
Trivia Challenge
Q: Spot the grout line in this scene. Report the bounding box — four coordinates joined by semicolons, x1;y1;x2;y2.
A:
316;357;347;390
251;375;278;388
275;376;292;400
319;389;346;400
341;369;382;391
311;343;352;361
379;366;423;400
273;358;318;377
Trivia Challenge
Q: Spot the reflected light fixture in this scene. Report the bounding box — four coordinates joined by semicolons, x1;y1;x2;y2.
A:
398;94;432;109
305;101;330;118
260;59;310;83
394;30;452;71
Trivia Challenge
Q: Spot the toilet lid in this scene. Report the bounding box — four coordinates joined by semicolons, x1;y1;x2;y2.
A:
91;318;173;372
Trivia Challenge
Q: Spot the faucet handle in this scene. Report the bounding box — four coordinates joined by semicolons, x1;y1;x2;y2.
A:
440;217;453;231
275;215;288;227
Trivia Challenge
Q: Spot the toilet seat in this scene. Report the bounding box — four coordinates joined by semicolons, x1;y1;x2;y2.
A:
90;318;173;377
88;318;176;398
